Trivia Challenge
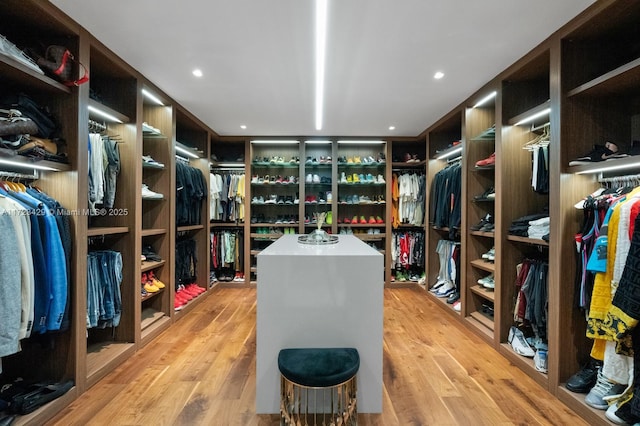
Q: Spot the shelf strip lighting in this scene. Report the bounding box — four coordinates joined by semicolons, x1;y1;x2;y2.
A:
0;158;60;171
575;160;640;175
141;88;165;106
514;108;551;126
251;140;300;145
436;146;463;160
87;105;123;123
337;140;385;145
305;140;332;144
175;145;200;159
473;91;497;108
214;162;245;168
315;0;328;131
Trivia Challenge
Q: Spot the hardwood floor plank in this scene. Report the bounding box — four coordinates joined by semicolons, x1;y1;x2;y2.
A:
46;287;588;425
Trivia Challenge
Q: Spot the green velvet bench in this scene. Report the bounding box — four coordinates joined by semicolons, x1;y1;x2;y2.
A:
278;348;359;426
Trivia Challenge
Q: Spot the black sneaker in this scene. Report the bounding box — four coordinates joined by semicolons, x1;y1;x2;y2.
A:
569;142;627;166
470;213;493;231
446;291;460;304
565;358;602;393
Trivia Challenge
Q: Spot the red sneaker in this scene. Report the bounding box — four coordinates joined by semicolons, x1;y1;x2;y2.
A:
368;216;376;224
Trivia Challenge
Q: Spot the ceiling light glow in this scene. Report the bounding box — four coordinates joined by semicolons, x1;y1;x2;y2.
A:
388;126;396;131
315;0;328;131
240;125;247;129
433;71;445;79
192;69;203;77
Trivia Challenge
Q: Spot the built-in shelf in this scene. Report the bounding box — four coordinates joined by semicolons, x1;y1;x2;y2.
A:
86;342;135;387
470;259;496;272
470;284;495;301
469;230;495;238
567;57;640;97
140;308;166;330
507;235;549;246
177;224;204;232
0;54;71;94
471;127;496;141
211;222;244;228
507;100;551;126
87;226;129;237
142;162;165;170
88;98;130;123
468;311;494;332
432;144;463;161
391;160;427;168
0;148;71;172
498;343;548;389
141;228;167;237
141;259;166;273
141;287;164;303
567;155;640;174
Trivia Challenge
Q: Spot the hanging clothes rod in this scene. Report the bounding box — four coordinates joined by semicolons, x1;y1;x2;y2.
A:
0;170;39;180
598;174;640;183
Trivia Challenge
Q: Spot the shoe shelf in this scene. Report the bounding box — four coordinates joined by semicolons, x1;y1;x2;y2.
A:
567;155;640;175
466;312;494;338
498;343;549;388
177;224;204;232
87;226;129;237
141;228;167;237
567;57;640;98
140;306;168;330
0;147;72;172
141;287;165;303
470;285;495;302
506;235;549;246
86;342;135;388
141;259;166;273
470;259;495;272
556;387;610;426
426;291;461;315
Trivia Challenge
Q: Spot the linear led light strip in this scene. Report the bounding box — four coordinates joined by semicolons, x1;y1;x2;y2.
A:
175;145;200;159
514;108;551;126
315;0;328;131
473;91;497;108
575;160;640;175
0;158;58;171
436;146;463;160
141;88;164;106
87;105;123;123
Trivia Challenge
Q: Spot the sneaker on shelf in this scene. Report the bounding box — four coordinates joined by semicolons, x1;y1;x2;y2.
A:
569;141;628;166
475;152;496;168
452;300;461;312
446;291;460;304
359;215;367;224
507;326;535;358
435;281;455;298
584;370;627;410
376;174;385;184
470;213;493;231
148;271;165;289
142;155;165;168
534;348;548;373
429;279;448;293
142;184;164;200
174;297;186;311
313;174;321;184
605;402;630;425
482;247;495;261
566;358;602;393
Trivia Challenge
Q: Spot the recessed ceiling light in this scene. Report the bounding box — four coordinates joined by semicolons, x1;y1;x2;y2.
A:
315;0;328;131
434;71;445;79
192;69;203;77
388;126;396;131
240;125;247;130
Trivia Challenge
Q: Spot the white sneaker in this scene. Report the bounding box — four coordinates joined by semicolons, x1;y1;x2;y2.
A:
429;279;447;293
605;402;630;425
340;172;348;183
435;281;455;298
453;300;461;312
508;326;535;358
306;174;313;183
326;191;333;202
142;184;163;199
534;348;548;373
313;174;321;183
377;174;385;184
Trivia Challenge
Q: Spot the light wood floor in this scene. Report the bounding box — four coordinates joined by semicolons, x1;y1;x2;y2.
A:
47;286;587;426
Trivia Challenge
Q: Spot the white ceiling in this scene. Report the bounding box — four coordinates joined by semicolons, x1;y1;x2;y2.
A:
51;0;594;137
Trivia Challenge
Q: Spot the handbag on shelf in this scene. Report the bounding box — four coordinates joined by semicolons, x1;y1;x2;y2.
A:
33;45;89;86
0;108;38;137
